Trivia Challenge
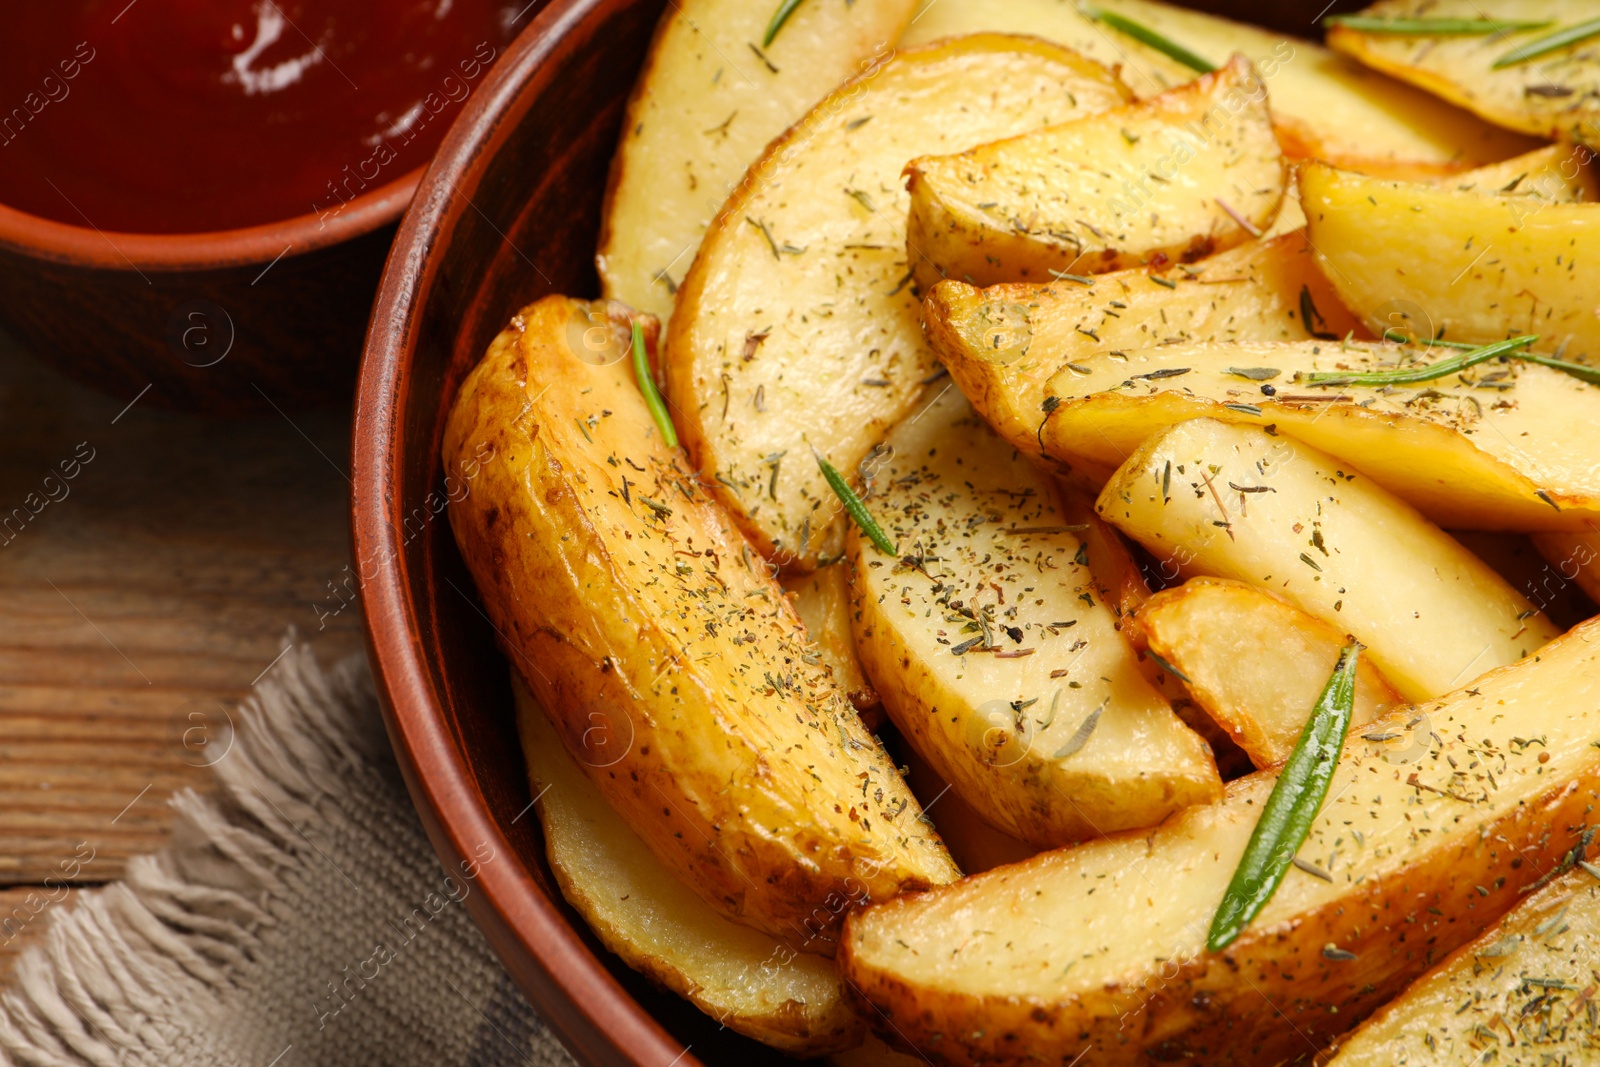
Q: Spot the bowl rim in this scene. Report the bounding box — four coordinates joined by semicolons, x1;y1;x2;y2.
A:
351;1;703;1064
0;170;419;270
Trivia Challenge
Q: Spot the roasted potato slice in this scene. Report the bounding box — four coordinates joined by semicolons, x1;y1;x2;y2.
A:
904;55;1285;291
1438;142;1600;203
665;35;1130;571
1326;865;1600;1065
849;388;1221;847
1033;339;1600;532
926;231;1359;460
513;678;864;1054
443;296;957;953
783;563;881;720
1128;577;1406;767
841;615;1600;1066
901;0;1539;177
1327;0;1600;147
1301;160;1600;361
596;0;916;323
1096;418;1558;701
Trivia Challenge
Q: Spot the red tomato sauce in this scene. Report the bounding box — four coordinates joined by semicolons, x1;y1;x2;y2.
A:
0;1;526;234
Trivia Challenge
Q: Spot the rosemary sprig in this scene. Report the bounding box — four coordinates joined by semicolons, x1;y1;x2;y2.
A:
1324;15;1552;35
631;320;679;450
817;452;897;556
1510;351;1600;386
1377;331;1600;386
1493;17;1600;69
762;0;805;47
1300;334;1537;387
1077;2;1215;74
1208;643;1360;952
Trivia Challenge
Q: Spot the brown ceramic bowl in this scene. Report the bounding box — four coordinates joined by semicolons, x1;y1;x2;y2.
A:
0;165;411;414
353;1;1361;1063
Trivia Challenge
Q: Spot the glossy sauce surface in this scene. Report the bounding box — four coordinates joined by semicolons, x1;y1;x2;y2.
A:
0;1;525;233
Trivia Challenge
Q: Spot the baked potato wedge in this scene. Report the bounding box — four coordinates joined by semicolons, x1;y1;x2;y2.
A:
1326;863;1600;1065
903;0;1539;177
443;296;957;953
849;388;1222;847
841;614;1600;1066
1128;577;1406;767
1301;160;1600;361
513;678;863;1054
903;55;1285;291
783;563;881;720
1327;0;1600;147
596;0;916;322
1439;141;1600;203
1096;418;1559;701
926;231;1359;461
665;35;1131;570
1033;339;1600;532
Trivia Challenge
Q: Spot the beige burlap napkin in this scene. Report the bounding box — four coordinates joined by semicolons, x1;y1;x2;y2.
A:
0;643;577;1067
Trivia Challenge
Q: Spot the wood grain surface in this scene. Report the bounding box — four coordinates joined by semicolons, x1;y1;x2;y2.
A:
0;330;364;973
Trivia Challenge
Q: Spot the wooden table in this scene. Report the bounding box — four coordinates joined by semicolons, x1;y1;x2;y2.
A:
0;335;364;970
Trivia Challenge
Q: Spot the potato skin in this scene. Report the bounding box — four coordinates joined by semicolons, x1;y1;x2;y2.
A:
443;296;956;954
839;615;1600;1064
515;679;864;1055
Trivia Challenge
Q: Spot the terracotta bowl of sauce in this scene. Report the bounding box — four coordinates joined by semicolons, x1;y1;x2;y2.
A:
0;0;528;412
353;0;1365;1063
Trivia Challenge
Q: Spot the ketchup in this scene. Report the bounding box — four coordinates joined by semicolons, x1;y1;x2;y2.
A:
0;1;525;234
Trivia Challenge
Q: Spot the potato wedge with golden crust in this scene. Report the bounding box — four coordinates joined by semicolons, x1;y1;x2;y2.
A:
1032;339;1600;532
900;0;1538;177
1327;0;1600;147
1096;419;1559;701
665;35;1130;571
513;678;864;1054
783;563;881;720
1438;142;1600;203
848;388;1221;848
1128;577;1405;767
904;55;1285;291
1324;865;1600;1065
596;0;916;323
926;231;1359;462
841;615;1600;1066
1302;160;1600;361
443;296;957;954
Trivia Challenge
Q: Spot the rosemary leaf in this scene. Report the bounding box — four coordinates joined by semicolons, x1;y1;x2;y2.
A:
1382;332;1600;387
1301;335;1537;387
1511;351;1600;386
1493;17;1600;69
631;320;679;450
762;0;805;48
1324;15;1551;35
817;452;897;556
1208;643;1360;952
1077;2;1216;74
